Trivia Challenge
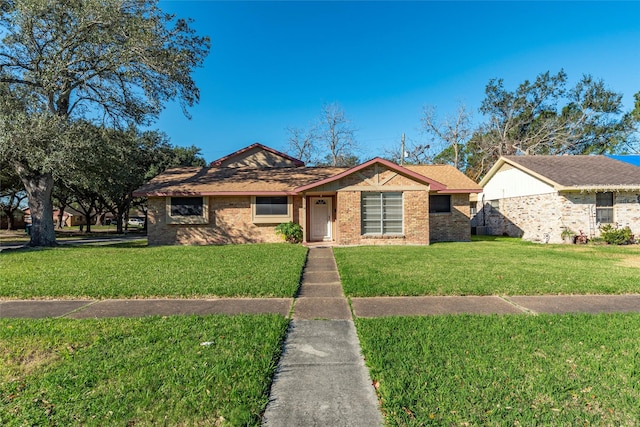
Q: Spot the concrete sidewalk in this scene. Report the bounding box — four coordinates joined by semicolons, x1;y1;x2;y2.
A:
262;320;383;427
263;247;383;427
0;298;293;318
3;294;640;319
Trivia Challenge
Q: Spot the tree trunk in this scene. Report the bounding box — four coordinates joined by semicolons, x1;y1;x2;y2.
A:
7;211;15;231
57;206;66;228
116;211;124;234
18;170;57;247
95;212;105;226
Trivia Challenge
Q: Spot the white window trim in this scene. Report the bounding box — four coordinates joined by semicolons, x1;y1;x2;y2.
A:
361;192;404;236
166;196;209;225
251;196;293;224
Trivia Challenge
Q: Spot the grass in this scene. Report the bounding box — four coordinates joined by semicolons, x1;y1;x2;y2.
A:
356;313;640;426
0;243;307;299
334;237;640;296
0;315;289;426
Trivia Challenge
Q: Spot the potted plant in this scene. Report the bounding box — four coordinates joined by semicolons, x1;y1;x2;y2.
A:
561;228;576;244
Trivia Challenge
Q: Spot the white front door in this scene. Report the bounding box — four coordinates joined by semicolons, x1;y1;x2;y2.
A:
310;197;332;241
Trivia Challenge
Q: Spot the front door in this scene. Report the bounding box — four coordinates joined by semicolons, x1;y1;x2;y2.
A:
310;197;332;241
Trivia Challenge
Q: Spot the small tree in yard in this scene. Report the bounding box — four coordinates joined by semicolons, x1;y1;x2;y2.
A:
0;0;210;246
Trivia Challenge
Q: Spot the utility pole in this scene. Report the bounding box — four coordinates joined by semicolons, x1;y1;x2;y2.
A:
400;133;405;166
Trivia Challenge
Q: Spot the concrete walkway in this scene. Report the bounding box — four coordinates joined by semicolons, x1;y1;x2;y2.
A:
262;247;383;427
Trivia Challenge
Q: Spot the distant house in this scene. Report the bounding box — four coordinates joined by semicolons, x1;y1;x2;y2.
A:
0;208;27;230
474;155;640;243
133;143;481;246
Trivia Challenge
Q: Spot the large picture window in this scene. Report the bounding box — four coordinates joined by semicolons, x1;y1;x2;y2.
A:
596;192;614;224
429;195;451;213
361;192;403;235
252;196;292;223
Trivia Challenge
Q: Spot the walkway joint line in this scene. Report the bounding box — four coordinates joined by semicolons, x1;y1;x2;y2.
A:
58;300;100;318
499;296;538;315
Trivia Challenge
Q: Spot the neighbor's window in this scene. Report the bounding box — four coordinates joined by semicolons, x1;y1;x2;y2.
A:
166;196;208;225
361;192;403;235
596;192;614;224
252;196;292;223
429;195;451;213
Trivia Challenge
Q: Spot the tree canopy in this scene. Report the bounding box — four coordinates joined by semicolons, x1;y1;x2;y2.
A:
421;70;638;180
286;102;359;166
0;0;210;246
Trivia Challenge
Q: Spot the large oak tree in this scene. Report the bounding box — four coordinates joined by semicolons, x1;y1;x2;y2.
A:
0;0;209;246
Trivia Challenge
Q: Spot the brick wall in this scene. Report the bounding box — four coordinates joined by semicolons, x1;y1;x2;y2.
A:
334;190;432;245
147;196;302;246
429;194;471;242
475;191;640;244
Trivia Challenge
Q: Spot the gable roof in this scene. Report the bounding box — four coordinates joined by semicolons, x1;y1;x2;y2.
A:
210;143;305;168
405;164;482;193
134;144;482;197
480;155;640;191
293;157;448;193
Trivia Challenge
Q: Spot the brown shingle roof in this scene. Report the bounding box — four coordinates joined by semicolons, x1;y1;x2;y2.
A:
405;164;482;192
502;155;640;189
134;166;347;196
133;160;481;197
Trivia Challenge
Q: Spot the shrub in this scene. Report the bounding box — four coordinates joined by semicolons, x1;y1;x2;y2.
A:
599;224;634;245
275;221;303;243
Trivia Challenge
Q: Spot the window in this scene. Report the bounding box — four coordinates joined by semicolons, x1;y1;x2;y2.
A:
596;192;614;224
429;195;451;213
166;196;209;224
255;196;288;216
361;192;403;235
170;197;203;217
252;196;292;223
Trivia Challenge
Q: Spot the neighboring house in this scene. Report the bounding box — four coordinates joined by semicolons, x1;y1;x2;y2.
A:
0;208;27;230
133;143;481;246
473;155;640;243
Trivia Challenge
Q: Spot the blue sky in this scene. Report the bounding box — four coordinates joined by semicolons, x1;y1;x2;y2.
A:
156;1;640;163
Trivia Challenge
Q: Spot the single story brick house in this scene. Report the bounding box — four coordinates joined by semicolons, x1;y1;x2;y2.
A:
134;143;481;246
473;155;640;243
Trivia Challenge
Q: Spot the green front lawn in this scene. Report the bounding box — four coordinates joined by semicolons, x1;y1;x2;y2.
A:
357;314;640;426
0;315;289;426
0;243;307;299
335;238;640;296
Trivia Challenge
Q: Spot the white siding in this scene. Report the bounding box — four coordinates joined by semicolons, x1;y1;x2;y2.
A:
482;165;555;200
